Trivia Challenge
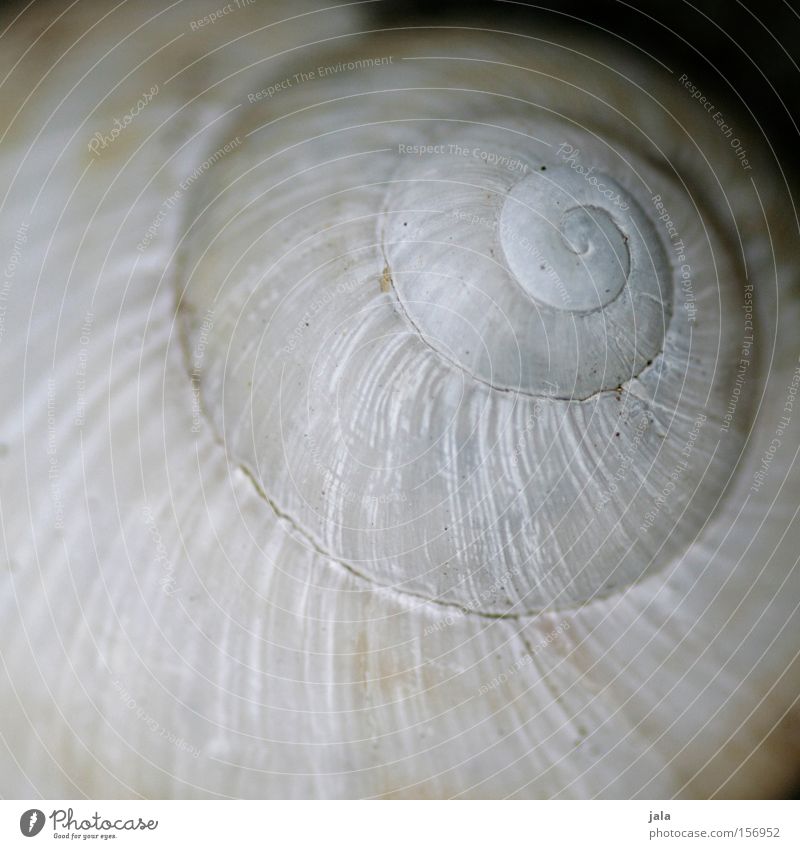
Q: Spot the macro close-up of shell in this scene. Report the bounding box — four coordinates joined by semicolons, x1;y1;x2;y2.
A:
1;0;800;800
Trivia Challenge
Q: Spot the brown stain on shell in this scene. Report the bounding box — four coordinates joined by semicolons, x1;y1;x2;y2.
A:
379;265;392;293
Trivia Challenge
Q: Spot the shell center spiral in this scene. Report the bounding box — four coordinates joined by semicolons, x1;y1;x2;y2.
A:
501;171;631;311
384;160;670;398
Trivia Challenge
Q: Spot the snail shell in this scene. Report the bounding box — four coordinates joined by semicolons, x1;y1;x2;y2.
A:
1;1;799;799
178;34;747;614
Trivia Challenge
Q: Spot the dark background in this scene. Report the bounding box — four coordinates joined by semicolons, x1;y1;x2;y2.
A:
373;0;800;177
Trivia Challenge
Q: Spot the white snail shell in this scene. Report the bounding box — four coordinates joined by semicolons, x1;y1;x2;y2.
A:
179;35;746;614
1;1;799;798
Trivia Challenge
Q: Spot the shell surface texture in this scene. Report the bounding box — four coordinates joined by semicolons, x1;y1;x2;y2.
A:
0;0;799;800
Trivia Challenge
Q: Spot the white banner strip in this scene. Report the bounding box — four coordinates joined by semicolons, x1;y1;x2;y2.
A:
2;800;798;848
